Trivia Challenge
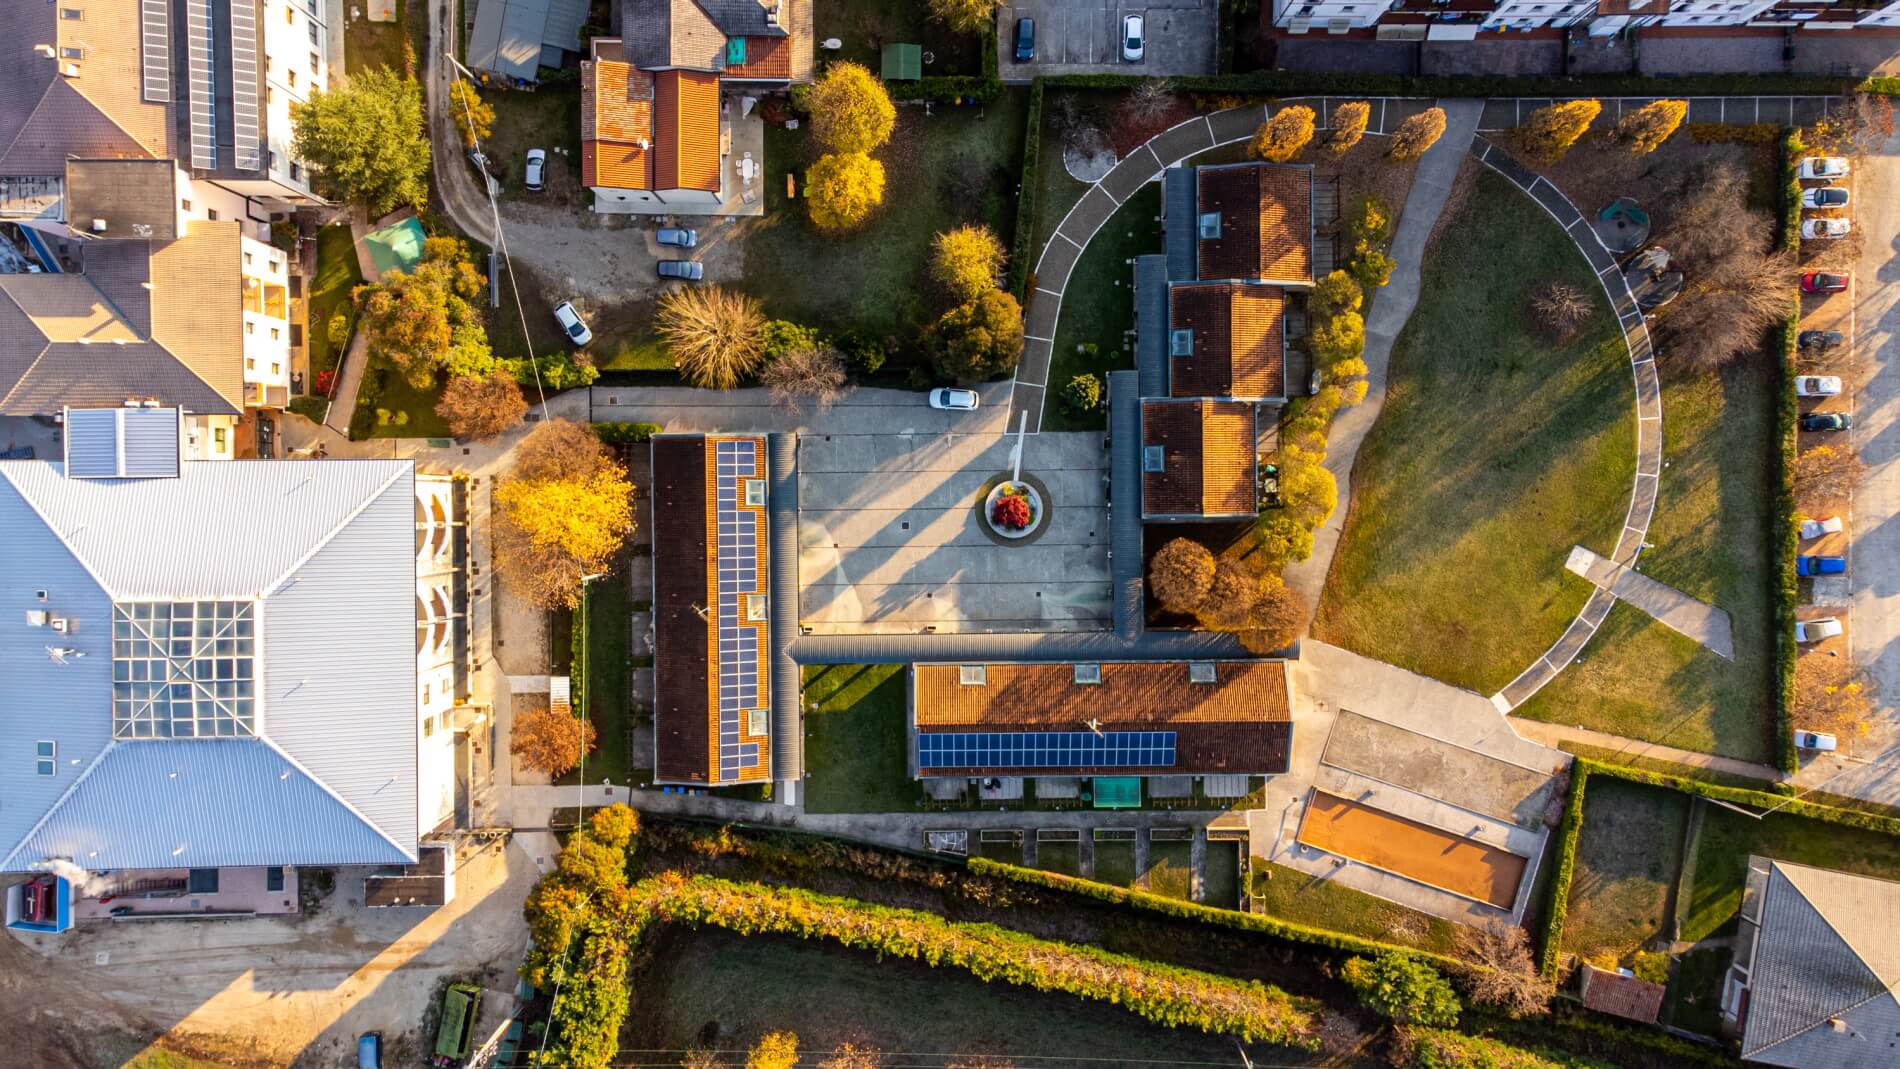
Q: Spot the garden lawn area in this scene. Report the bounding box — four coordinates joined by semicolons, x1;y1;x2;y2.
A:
748;93;1027;357
1666;945;1731;1036
1203;840;1241;907
1042;182;1161;432
1093;837;1137;887
800;665;915;814
814;0;986;75
1311;170;1634;695
1144;838;1194;900
344;5;405;74
1036;840;1081;877
556;566;637;786
1559;778;1689;963
1248;861;1461;955
353;359;451;439
1680;802;1900;942
975;833;1025;865
1514;356;1780;764
307;224;363;383
484;87;583;204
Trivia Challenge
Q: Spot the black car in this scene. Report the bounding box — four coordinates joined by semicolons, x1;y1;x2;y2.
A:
1801;412;1852;433
1014;17;1035;62
1799;329;1845;351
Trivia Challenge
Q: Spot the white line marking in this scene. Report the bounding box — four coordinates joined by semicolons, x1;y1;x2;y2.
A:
1025;334;1053;343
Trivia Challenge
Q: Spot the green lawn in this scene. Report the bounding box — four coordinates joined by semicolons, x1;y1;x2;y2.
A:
1042;182;1160;432
484;87;583;204
748;93;1027;363
1514;356;1780;763
1094;837;1137;887
1560;778;1690;962
1666;945;1731;1036
557;567;638;786
308;224;364;384
975;832;1025;865
345;5;406;75
1145;838;1194;900
814;0;986;75
1203;840;1241;907
1248;861;1461;955
353;360;451;439
1680;803;1900;941
1036;840;1081;877
1311;170;1635;694
800;665;915;814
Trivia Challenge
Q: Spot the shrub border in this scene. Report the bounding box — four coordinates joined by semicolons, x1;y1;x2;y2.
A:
1009;77;1045;298
1536;765;1591;979
1772;130;1803;777
1040;71;1852;98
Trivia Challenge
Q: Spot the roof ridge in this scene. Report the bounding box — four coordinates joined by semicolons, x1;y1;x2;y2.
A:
0;463;118;596
1745;987;1900;1060
68;74;167;162
258;735;417;863
0;743;118;871
0;79;63;171
262;464;412;598
0;339;55;412
1780;859;1900;986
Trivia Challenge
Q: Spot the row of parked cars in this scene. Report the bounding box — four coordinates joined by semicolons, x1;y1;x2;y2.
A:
548;227;707;348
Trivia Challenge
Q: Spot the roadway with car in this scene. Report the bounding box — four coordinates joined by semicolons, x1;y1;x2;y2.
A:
997;0;1217;79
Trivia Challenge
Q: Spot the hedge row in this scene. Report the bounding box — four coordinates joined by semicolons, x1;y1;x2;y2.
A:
1039;71;1852;99
968;857;1464;970
637;872;1324;1047
1008;78;1045;299
1773;131;1804;776
1535;766;1591;980
888;76;1001;104
1409;1028;1617;1069
1582;756;1900;836
592;421;663;443
1861;76;1900;95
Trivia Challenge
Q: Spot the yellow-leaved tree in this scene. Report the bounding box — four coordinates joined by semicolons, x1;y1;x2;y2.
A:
448;80;494;149
1613;99;1687;155
1389;107;1446;162
809;62;895;154
1514;99;1601;164
1326;100;1371;156
931;224;1007;302
1250;105;1316;163
492;420;635;610
808;151;886;232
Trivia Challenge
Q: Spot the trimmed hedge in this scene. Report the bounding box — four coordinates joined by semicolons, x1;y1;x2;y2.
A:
888;76;1001;105
1409;1028;1617;1069
1773;131;1803;776
1041;72;1852;99
1581;757;1900;836
1009;78;1045;298
969;857;1464;970
1861;76;1900;95
592;421;663;443
1535;767;1591;980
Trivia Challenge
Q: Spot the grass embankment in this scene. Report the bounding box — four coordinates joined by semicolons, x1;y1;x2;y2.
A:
1680;802;1900;940
1042;182;1162;432
307;224;363;384
1249;861;1463;956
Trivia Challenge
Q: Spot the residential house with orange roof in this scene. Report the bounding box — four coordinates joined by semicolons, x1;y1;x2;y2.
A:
581;0;811;214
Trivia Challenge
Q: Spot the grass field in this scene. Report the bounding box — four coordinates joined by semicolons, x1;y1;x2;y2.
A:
975;832;1025;865
1311;171;1635;694
1037;840;1081;877
344;4;406;74
556;566;637;786
1515;356;1780;763
1560;778;1689;962
1680;803;1900;941
1094;837;1137;886
307;225;363;384
1145;838;1194;899
800;665;915;814
814;0;986;75
1667;945;1731;1036
1041;182;1161;432
1204;840;1241;908
1248;861;1461;954
750;94;1027;359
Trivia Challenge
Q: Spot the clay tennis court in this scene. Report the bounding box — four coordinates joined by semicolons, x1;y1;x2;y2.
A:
1297;792;1527;909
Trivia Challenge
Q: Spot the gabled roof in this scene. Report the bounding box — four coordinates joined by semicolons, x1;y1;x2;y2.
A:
1578;965;1666;1024
1741;860;1900;1068
0;0;171;177
467;0;588;81
1195;163;1314;286
1140;399;1257;520
0;459;421;872
652;70;722;192
1167;282;1287;400
621;0;812;82
581;54;655;190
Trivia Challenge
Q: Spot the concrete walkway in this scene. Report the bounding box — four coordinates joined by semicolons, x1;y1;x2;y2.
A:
1564;546;1734;660
1283;99;1483;617
588;382;1013;436
322;330;369;435
1508;719;1785;782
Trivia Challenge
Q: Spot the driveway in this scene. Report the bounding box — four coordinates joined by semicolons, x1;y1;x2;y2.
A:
997;0;1216;81
588;382;1013;435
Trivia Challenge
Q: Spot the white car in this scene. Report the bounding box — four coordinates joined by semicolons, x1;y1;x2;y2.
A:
1803;218;1852;240
1800;515;1844;540
1800;157;1850;180
524;148;547;192
1122;14;1144;62
1796;375;1843;397
1794;729;1839;752
1795;617;1844;643
929;388;979;411
552;300;592;346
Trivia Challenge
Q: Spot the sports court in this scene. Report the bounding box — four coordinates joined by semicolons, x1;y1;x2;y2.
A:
1297;791;1527;909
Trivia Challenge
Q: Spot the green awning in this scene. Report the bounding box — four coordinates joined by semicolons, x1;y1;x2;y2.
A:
881;42;922;81
1092;777;1142;809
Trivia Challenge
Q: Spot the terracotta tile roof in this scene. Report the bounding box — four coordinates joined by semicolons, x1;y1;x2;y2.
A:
582;59;654;190
1168;282;1286;399
1141;399;1257;519
652;435;713;783
1595;0;1670;14
912;660;1291;775
1579;965;1666;1024
724;35;791;79
653;70;721;193
1196;164;1313;285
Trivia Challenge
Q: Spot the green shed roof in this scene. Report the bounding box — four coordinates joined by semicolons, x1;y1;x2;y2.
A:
881;42;922;81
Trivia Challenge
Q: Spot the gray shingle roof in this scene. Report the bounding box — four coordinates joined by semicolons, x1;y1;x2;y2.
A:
1742;860;1900;1068
625;0;729;70
0;0;171;176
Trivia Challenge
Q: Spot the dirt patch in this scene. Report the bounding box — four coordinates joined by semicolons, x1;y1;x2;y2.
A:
1512;133;1775;236
1319;133;1416;232
1297;792;1527;909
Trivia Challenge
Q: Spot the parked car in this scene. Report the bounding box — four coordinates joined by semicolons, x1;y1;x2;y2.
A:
1801;411;1852;433
1800;156;1850;180
1802;186;1850;209
657;259;704;281
1013;17;1035;61
1795;617;1844;643
552;300;592;346
1122;14;1145;61
524;148;547;192
1797;555;1847;577
1802;272;1849;294
21;875;55;923
1799;329;1845;351
1793;729;1839;752
357;1033;383;1069
1796;375;1843;397
656;227;698;248
1800;515;1844;539
1803;218;1852;240
929;387;979;411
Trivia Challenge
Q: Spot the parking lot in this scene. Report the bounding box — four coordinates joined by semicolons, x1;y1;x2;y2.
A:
997;0;1217;80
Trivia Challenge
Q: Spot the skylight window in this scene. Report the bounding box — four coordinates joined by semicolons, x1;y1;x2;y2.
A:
1198;212;1221;239
1143;446;1165;472
959;665;987;686
112;601;257;738
1170;329;1193;357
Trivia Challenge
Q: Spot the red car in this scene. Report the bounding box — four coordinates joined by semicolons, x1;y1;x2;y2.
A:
1802;272;1849;294
20;876;55;923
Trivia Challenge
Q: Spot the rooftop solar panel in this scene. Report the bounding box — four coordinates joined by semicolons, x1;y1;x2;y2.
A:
918;731;1179;771
711;439;767;783
227;0;264;171
140;0;171;103
185;0;217;170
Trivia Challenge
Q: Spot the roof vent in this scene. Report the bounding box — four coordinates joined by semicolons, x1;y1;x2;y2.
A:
35;44;56;59
60;63;81;78
25;610;48;627
1198;211;1220;240
765;1;781;27
1142;446;1165;472
1073;663;1101;685
46;646;84;664
958;665;987;686
1188;662;1217;684
90;218;108;233
1170;329;1193;357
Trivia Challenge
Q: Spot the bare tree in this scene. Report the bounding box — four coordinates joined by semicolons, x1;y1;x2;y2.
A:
1529;282;1592;343
1658;163;1769;270
1455;924;1555;1017
760;347;849;412
1124;79;1176;124
1658;247;1796;369
1794;443;1868;509
657;285;767;389
1795;654;1878;744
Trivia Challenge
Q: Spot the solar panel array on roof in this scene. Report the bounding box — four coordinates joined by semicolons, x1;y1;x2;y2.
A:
227;0;263;171
141;0;171;103
185;0;217;170
714;439;765;781
918;731;1177;770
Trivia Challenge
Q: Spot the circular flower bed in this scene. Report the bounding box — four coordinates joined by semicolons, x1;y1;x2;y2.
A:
982;481;1044;541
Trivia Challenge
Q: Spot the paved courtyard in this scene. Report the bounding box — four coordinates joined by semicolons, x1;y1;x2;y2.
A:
997;0;1216;80
797;431;1112;634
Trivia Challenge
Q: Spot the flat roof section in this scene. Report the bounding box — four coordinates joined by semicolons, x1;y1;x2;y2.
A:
1297;791;1527;909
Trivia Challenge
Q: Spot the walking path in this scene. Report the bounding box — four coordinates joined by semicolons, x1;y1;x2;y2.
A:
424;0;498;248
1282;99;1483;616
1564;545;1734;660
1508;720;1785;782
321;331;370;435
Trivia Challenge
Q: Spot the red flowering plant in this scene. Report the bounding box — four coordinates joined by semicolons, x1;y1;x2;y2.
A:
991;493;1032;530
314;369;337;396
